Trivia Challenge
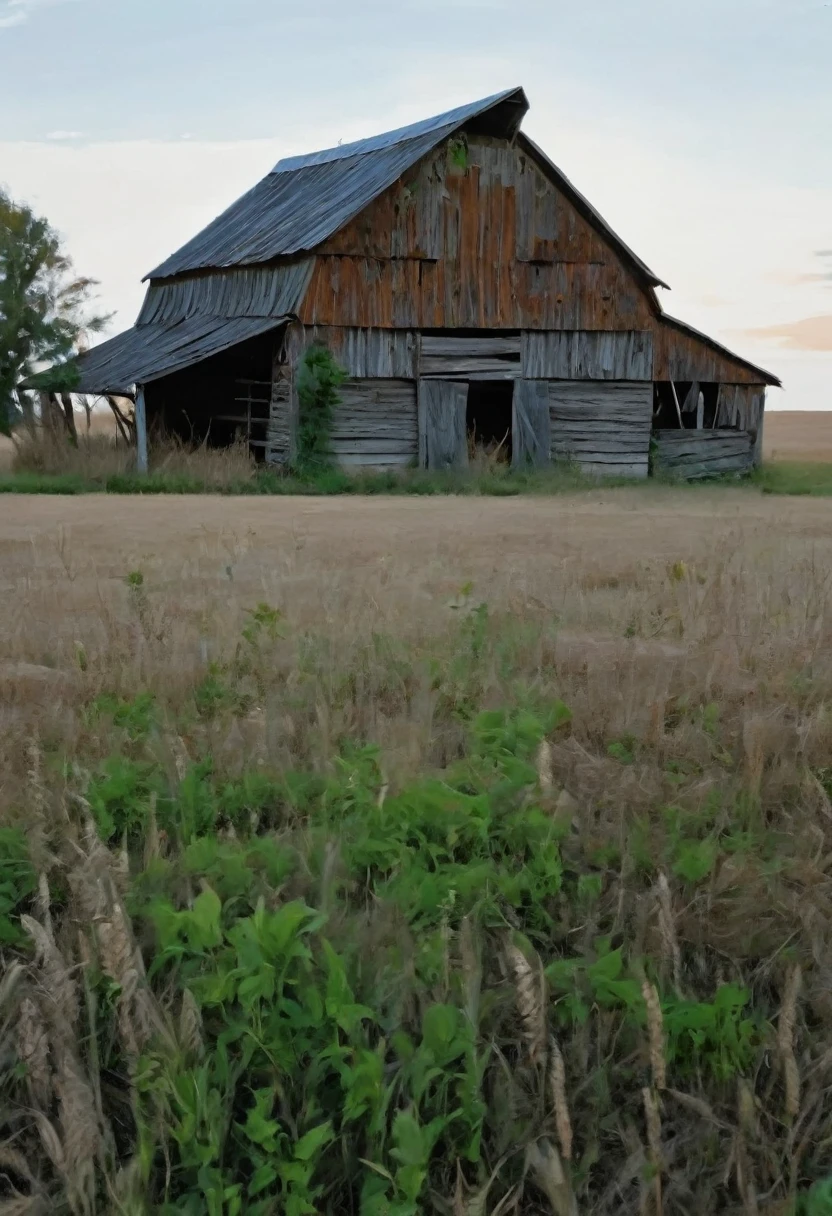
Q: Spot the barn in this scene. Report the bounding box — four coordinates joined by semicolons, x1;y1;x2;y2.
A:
70;86;780;479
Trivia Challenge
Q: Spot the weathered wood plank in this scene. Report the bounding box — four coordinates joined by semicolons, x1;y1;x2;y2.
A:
266;323;304;465
522;330;653;381
328;378;418;469
512;380;550;468
420;379;468;470
300;326;417;378
571;462;648;479
549;381;651;479
420;335;521;358
336;453;415;468
653;428;754;480
419;356;519;379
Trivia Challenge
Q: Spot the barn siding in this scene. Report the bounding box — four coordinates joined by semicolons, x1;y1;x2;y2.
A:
653;431;755;479
266;325;305;465
301;325;418;378
549;381;652;479
330;379;418;468
513;380;550;467
137;262;314;325
653;320;765;385
522;330;653;380
419;380;469;469
419;334;521;379
299;139;656;331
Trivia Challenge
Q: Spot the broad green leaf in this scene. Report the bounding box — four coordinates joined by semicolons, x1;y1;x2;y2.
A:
294;1121;333;1161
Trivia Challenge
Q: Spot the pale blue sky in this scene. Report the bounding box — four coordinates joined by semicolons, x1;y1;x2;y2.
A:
2;0;830;406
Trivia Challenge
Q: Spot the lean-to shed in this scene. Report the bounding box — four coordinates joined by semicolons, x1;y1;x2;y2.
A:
69;87;780;478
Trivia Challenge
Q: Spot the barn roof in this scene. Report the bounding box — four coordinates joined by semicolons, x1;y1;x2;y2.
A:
65;315;286;396
145;87;668;291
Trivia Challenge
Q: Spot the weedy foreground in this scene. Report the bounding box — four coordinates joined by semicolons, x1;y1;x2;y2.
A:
1;494;832;1214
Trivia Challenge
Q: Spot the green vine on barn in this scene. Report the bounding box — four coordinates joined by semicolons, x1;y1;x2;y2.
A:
295;344;347;471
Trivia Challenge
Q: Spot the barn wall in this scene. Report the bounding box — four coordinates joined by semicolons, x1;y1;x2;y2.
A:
549;382;652;479
419;334;521;379
267;324;304;465
653;431;755;479
522;330;653;380
331;379;418;467
298;138;655;331
301;325;418;378
653;321;765;385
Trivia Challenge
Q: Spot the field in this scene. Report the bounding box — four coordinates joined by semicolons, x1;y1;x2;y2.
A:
764;411;832;462
3;488;832;1214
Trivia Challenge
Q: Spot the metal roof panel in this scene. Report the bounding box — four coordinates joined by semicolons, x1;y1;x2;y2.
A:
70;315;286;395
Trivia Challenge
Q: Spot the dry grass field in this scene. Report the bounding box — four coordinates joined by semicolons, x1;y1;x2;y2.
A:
764;410;832;462
4;487;832;676
4;489;832;1212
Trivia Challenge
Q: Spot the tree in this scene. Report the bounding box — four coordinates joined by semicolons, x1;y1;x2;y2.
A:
0;189;109;436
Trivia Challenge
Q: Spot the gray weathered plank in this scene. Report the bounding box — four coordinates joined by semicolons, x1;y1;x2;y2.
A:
327;378;418;469
420;335;521;358
572;462;648;479
653;428;754;480
522;331;653;381
266;323;305;465
549;380;652;479
421;379;468;470
302;326;417;378
419;356;519;379
512;380;550;468
419;335;521;379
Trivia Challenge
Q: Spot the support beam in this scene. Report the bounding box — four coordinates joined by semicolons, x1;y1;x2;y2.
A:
135;384;148;474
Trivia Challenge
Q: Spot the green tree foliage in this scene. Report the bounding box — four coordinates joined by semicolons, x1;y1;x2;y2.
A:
0;188;108;434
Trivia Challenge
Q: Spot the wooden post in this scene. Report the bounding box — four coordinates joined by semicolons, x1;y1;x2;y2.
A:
696;390;704;430
669;380;684;428
135;384;148;473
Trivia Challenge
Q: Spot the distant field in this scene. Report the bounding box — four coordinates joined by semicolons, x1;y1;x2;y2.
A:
764;410;832;461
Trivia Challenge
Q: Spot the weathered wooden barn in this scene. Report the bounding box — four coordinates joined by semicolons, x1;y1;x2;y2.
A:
71;87;780;478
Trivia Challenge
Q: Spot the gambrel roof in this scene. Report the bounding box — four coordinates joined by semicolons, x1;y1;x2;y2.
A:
146;86;668;291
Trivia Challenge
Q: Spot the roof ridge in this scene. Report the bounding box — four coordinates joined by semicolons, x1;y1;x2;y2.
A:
270;86;526;175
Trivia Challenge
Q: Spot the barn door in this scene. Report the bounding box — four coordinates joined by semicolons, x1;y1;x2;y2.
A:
512;379;551;468
419;379;468;469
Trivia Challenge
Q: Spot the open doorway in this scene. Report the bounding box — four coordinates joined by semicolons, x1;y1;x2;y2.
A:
466;381;513;464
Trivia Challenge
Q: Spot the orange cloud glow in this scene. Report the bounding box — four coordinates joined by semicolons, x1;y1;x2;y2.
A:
740;315;832;352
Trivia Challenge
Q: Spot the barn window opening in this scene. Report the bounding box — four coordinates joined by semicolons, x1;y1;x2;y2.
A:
466;381;513;463
653;381;720;430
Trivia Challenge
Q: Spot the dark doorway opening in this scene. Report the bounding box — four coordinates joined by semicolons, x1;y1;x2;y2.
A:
466;381;513;463
144;329;275;462
653;382;720;430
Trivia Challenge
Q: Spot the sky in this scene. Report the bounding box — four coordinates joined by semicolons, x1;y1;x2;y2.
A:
1;0;830;409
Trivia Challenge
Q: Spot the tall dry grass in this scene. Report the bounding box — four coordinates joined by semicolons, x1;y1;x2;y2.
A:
10;426;256;488
2;493;832;1211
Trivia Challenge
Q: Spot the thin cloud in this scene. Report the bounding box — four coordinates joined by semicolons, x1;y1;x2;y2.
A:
45;129;85;141
0;3;25;27
740;315;832;351
0;0;77;31
767;269;832;286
